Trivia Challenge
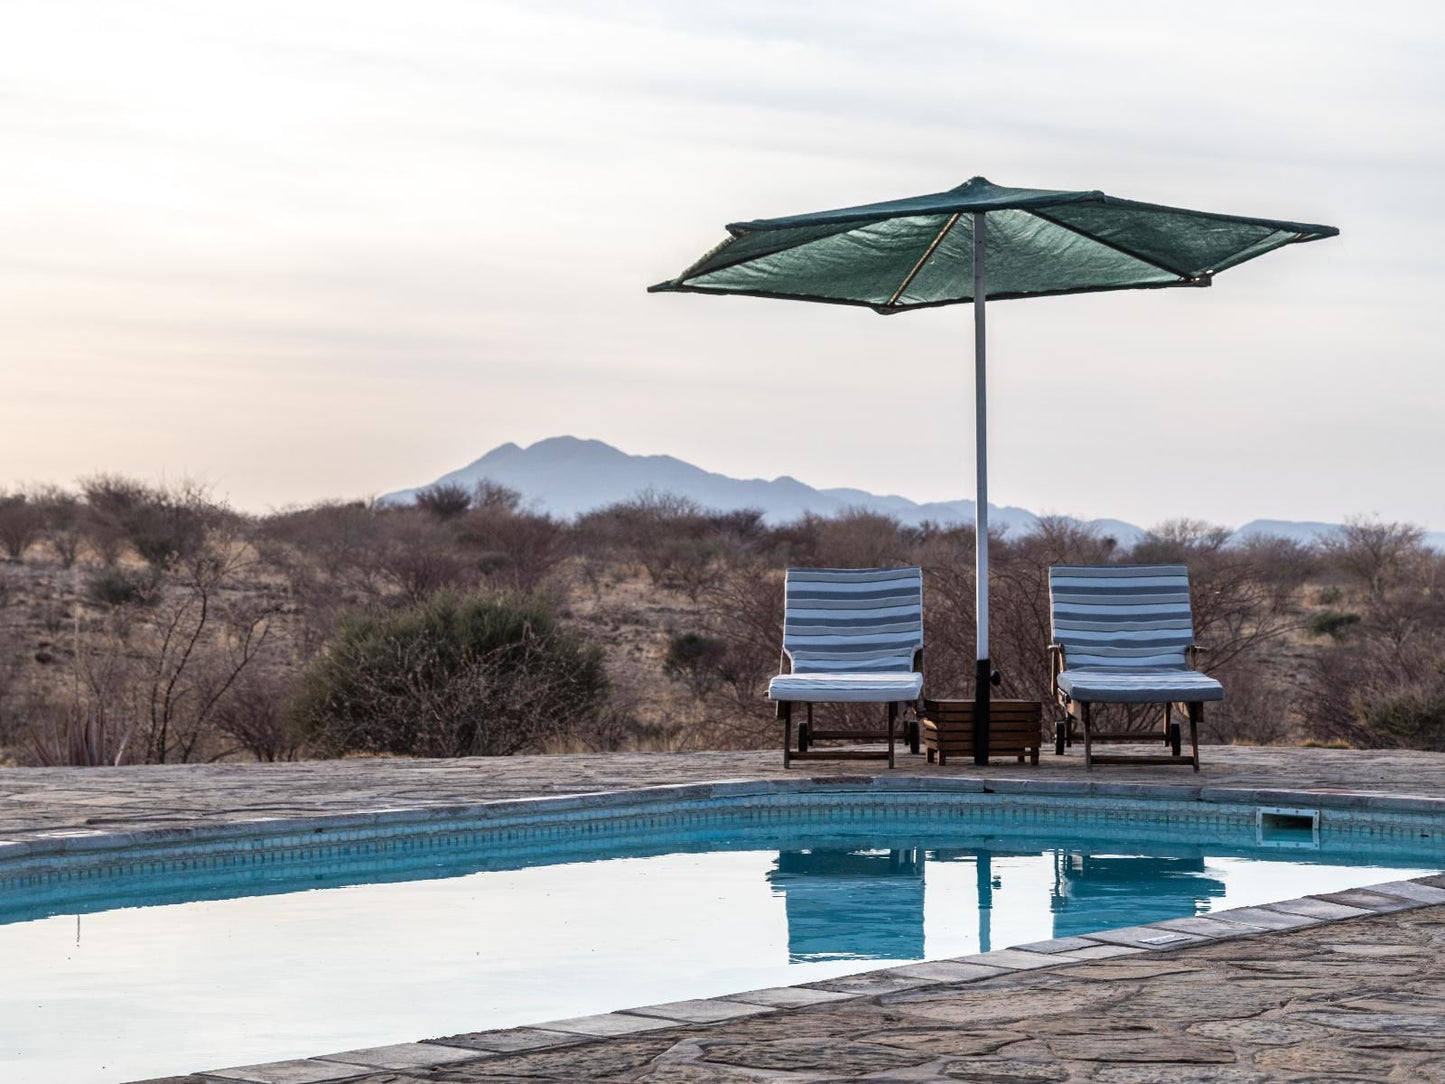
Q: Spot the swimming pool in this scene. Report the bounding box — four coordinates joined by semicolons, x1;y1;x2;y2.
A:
3;780;1442;1083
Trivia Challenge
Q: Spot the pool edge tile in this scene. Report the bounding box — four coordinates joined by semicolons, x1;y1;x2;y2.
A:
623;998;776;1024
729;986;858;1007
422;1027;583;1053
1265;897;1373;920
198;1058;376;1084
890;960;1008;983
533;1011;687;1037
953;948;1075;970
312;1042;490;1069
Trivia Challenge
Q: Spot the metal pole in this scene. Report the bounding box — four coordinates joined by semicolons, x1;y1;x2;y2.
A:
976;850;993;953
972;211;991;766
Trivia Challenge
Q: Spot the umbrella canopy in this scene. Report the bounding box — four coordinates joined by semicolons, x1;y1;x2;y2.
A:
650;176;1337;763
648;176;1337;310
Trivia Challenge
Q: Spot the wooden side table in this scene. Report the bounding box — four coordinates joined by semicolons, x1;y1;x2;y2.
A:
922;698;1043;766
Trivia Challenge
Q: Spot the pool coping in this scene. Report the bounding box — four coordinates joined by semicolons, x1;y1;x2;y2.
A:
9;774;1444;1084
7;773;1445;865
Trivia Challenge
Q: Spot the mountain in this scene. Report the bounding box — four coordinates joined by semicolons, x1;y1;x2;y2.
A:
380;436;1143;542
381;436;1443;550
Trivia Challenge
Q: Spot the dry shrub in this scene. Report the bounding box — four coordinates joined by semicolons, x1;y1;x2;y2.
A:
414;482;473;520
212;668;301;762
375;512;478;604
457;508;568;592
0;491;46;561
291;591;608;758
32;485;85;568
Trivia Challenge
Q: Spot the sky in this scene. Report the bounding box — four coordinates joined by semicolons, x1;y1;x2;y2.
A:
2;1;1443;530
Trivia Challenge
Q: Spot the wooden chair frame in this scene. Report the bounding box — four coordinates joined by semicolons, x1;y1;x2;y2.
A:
1048;644;1207;771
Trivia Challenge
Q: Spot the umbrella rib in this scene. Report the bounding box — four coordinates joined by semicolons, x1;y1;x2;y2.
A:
1024;209;1201;281
886;213;961;307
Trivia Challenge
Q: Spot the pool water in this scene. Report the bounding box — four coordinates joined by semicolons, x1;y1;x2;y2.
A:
1;798;1439;1083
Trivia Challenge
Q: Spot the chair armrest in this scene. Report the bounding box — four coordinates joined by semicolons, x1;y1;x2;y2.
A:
1047;644;1065;699
774;650;792;717
1188;644;1209;668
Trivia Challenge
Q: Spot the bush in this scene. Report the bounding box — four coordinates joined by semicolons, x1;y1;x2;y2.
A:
87;569;150;607
291;591;608;757
456;508;567;592
1309;610;1362;640
33;485;84;568
0;491;46;561
415;483;473;520
80;475;221;572
1359;682;1445;751
663;632;728;697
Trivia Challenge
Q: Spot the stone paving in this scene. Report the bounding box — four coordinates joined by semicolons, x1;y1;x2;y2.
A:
8;745;1445;1082
6;744;1445;841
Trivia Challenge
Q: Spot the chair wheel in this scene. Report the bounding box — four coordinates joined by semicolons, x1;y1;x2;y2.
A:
1054;720;1066;756
797;721;810;753
907;718;921;755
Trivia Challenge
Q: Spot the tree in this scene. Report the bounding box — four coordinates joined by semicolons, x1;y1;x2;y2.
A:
415;482;473;520
0;490;46;561
1324;517;1426;601
33;485;84;568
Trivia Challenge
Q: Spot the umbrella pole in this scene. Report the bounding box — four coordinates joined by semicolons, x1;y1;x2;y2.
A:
972;211;991;767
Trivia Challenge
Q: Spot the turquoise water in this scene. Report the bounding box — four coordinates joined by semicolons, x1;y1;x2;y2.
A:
1;796;1440;1083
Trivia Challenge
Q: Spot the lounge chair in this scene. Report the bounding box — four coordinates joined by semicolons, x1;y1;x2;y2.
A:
768;566;924;768
1048;564;1223;770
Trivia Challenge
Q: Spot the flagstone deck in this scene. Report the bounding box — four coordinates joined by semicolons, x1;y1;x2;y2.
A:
7;745;1445;1083
5;744;1445;841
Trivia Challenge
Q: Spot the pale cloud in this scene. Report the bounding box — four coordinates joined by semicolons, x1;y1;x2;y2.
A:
1;0;1442;529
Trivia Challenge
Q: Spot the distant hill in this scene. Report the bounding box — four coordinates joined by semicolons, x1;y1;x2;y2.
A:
381;436;1443;550
380;436;1143;543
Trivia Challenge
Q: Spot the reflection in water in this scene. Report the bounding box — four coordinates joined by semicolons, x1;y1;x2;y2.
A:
767;849;924;962
1049;852;1226;937
931;849;1011;953
768;847;1231;960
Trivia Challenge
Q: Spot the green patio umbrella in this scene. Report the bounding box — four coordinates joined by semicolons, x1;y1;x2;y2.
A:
649;176;1337;763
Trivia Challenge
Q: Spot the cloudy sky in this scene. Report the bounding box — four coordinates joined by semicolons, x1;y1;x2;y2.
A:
2;1;1442;529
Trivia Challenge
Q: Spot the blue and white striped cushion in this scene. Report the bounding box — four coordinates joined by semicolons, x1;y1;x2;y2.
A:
768;671;925;703
1057;668;1224;704
1050;564;1194;668
781;566;924;676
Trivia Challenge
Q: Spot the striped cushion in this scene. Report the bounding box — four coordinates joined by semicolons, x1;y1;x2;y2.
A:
768;671;924;703
1057;667;1224;704
1049;564;1194;667
782;567;923;674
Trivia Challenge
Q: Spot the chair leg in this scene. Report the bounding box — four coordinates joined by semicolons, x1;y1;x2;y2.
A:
1054;719;1066;756
780;702;792;768
887;702;897;769
1188;702;1202;772
1163;702;1172;745
1081;701;1093;770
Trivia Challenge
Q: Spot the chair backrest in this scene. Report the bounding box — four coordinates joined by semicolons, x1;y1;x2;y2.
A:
1049;564;1195;669
783;567;923;674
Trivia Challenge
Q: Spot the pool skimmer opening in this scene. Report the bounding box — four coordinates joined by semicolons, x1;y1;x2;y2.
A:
1257;806;1321;849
